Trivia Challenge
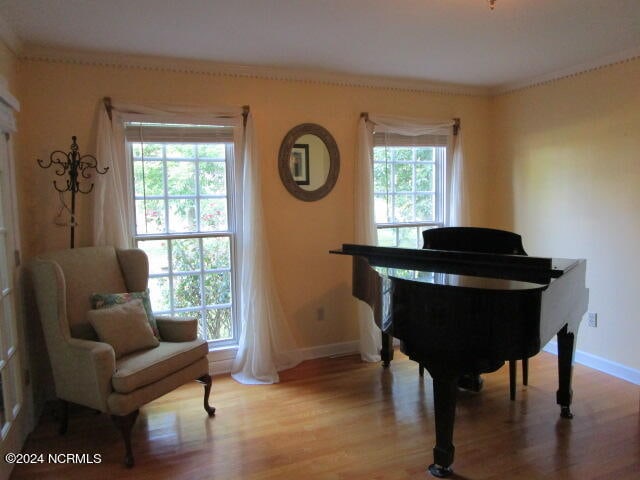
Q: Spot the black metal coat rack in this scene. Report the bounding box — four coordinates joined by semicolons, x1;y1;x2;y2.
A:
37;136;109;248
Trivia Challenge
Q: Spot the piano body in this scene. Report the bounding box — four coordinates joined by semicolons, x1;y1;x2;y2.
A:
331;233;588;477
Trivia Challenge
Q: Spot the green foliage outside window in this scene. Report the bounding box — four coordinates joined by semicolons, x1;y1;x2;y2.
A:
374;145;443;249
132;140;235;343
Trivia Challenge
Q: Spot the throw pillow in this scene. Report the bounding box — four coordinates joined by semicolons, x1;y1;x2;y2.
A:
90;289;160;339
87;299;160;358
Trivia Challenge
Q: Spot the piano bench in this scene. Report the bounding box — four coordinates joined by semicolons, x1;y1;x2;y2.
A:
418;358;529;400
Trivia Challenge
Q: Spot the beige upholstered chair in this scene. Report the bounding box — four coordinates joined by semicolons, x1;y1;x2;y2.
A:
29;246;214;467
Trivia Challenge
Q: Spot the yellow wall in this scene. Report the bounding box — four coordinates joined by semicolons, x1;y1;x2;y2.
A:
16;57;493;350
18;53;639;371
492;58;640;370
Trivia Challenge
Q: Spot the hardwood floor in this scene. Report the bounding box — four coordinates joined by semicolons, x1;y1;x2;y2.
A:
11;351;640;479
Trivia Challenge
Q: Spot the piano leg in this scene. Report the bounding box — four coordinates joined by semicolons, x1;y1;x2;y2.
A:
380;331;394;367
428;376;458;478
556;325;575;419
509;360;517;401
509;359;529;401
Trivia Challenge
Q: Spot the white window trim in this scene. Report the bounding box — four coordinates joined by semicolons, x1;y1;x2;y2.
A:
373;144;447;247
127;127;241;349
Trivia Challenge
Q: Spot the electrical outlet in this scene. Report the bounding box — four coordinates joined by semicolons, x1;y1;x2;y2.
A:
587;312;598;328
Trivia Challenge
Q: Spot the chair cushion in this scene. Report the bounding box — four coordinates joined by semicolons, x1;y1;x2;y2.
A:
87;299;159;359
91;289;160;339
112;339;208;394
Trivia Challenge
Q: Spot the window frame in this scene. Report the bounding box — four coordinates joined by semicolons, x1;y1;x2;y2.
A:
373;143;447;248
127;128;241;349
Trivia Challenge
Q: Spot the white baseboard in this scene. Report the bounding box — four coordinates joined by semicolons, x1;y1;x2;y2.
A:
208;341;360;376
207;346;237;376
298;341;360;360
210;358;235;376
543;342;640;385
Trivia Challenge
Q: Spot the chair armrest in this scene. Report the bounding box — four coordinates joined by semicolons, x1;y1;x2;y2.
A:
56;338;116;412
156;315;198;342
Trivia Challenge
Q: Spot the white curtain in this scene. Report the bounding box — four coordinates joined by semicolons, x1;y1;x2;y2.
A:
354;114;466;361
355;117;382;362
446;126;468;227
231;113;302;384
93;107;134;247
94;101;301;384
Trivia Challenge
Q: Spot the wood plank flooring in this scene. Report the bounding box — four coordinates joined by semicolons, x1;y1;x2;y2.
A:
11;351;640;479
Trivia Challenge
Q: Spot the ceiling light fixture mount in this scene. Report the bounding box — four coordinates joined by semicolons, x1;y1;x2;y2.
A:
488;0;497;10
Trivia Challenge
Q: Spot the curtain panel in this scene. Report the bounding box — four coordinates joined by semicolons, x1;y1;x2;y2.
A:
231;111;302;384
94;101;300;384
355;117;382;362
355;114;466;361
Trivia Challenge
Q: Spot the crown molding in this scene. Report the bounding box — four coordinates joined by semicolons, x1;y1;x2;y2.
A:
17;43;640;98
492;46;640;95
19;44;491;97
0;13;22;55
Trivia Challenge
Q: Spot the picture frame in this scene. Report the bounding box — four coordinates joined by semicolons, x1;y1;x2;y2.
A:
290;143;310;185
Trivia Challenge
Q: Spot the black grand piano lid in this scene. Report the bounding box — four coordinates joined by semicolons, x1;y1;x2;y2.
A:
373;266;552;291
330;244;580;285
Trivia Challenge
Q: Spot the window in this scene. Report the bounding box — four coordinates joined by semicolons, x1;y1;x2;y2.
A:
373;132;447;249
126;122;238;348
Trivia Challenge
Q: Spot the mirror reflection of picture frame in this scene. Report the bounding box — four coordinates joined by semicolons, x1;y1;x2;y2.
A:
290;143;310;185
278;123;340;202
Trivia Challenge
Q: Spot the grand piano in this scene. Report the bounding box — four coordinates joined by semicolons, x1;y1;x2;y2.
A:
331;228;589;478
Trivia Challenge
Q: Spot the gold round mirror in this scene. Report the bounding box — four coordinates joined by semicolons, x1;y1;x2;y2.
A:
278;123;340;201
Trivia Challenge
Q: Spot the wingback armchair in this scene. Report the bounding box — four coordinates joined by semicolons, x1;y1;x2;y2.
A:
29;246;215;467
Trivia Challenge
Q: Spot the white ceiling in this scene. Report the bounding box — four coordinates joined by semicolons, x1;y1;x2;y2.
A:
1;0;639;90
